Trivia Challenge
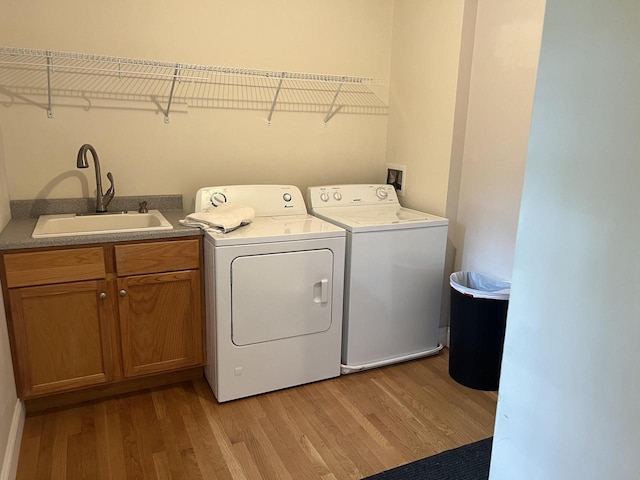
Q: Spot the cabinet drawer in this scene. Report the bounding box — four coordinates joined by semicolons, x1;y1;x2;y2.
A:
115;239;200;276
3;247;106;288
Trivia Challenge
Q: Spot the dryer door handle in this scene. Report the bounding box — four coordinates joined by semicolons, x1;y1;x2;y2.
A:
320;278;328;304
314;278;329;304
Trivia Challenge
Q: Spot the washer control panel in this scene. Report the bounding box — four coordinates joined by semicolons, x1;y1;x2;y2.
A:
307;184;399;208
195;185;307;215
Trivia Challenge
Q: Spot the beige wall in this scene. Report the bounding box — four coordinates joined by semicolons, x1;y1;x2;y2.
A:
385;0;466;217
453;0;545;280
0;124;21;480
0;0;393;210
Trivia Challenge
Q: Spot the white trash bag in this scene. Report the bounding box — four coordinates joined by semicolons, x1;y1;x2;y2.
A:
450;272;511;301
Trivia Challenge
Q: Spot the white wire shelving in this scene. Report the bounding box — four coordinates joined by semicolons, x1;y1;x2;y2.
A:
0;46;389;125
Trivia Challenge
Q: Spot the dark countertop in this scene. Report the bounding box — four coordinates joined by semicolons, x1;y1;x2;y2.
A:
0;209;202;251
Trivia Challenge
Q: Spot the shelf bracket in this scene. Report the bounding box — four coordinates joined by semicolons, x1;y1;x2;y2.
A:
323;78;345;126
46;52;53;118
164;64;180;124
266;72;286;126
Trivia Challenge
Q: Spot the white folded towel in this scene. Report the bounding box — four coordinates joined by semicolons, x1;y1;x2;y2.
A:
179;203;256;233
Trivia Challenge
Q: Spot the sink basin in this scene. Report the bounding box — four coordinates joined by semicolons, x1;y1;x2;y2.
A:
32;210;173;238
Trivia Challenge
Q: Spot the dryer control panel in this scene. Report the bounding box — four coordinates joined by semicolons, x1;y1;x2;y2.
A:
195;185;308;216
307;184;399;208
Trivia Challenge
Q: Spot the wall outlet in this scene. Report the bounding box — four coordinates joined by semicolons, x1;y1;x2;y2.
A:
385;163;407;197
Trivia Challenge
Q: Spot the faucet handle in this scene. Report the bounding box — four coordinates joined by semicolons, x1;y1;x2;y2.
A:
138;201;148;214
104;172;115;207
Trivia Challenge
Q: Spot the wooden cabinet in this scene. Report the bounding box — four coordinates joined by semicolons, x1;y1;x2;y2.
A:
117;271;202;377
0;238;204;401
8;280;115;397
114;240;203;378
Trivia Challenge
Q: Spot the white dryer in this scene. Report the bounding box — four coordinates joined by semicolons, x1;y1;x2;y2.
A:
308;184;448;374
198;185;345;402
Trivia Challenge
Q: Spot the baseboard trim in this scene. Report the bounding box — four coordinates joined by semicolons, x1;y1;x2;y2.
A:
439;326;451;348
1;399;25;480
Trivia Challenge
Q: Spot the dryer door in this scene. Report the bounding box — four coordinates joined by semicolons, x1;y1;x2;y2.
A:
231;249;334;346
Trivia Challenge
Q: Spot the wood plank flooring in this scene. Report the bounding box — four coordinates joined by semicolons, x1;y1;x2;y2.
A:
16;349;497;479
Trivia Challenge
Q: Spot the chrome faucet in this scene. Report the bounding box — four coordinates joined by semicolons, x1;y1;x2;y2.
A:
76;144;115;213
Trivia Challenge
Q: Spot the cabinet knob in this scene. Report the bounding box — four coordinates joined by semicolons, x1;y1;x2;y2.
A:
99;292;107;299
119;290;127;297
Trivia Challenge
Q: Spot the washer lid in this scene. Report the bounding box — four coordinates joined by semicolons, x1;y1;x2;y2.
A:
205;214;345;246
311;205;448;232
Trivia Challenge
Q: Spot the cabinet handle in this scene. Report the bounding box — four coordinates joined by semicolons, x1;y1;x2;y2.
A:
119;290;127;297
99;292;107;299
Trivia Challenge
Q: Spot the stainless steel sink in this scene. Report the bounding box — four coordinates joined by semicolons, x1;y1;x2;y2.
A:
31;210;173;238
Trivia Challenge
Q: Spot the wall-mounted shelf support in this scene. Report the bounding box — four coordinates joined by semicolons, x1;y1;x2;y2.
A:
266;73;285;126
164;64;180;124
323;78;345;126
0;47;389;124
45;52;53;118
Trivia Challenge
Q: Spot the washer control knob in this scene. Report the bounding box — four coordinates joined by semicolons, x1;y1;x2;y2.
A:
333;191;342;201
375;187;389;199
283;193;292;202
210;192;227;207
320;192;330;202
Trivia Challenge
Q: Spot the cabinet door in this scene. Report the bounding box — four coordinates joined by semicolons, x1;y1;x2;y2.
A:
117;270;203;378
8;280;115;398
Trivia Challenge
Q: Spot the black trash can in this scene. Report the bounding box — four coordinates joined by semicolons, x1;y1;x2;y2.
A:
449;272;511;391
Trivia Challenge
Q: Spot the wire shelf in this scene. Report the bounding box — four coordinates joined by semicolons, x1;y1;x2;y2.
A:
0;46;388;124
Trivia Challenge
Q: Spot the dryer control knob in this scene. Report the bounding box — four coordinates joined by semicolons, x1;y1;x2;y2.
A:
333;191;342;201
283;193;292;202
320;192;330;202
375;187;389;199
210;192;227;207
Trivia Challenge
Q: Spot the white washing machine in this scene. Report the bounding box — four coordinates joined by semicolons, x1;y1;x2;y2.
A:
198;185;346;402
308;184;448;374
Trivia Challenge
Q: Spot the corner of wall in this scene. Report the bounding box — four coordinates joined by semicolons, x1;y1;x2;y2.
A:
446;0;478;226
0;400;24;480
450;1;544;280
0;123;10;227
440;0;478;327
0;120;22;480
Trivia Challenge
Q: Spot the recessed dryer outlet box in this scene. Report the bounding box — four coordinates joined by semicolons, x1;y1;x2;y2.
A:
385;163;407;197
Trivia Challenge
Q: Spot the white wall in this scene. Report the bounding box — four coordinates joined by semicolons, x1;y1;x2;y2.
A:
0;0;393;210
453;0;545;280
0;125;23;480
490;1;640;478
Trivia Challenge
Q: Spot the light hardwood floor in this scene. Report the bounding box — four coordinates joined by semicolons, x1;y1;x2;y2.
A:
16;349;497;479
